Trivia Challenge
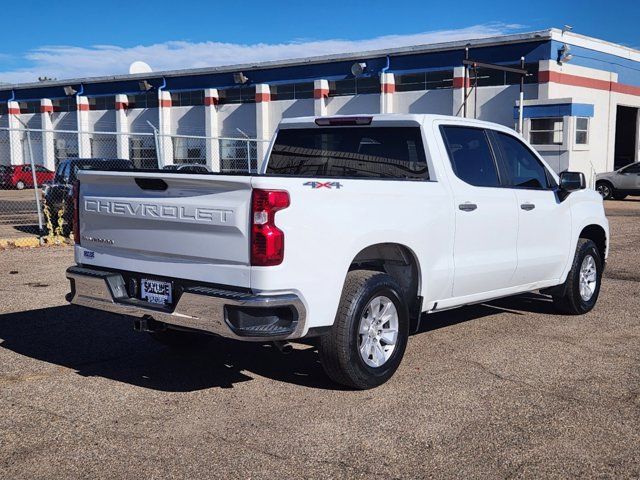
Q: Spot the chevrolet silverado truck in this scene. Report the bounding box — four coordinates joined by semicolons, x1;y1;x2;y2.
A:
66;114;609;389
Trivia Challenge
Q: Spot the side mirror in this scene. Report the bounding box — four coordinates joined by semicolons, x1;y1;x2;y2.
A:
559;171;586;192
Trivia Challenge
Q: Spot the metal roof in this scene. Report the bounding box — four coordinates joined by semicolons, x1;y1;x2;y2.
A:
1;29;557;91
2;28;638;97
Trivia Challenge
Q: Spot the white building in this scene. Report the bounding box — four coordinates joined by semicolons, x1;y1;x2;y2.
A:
0;28;639;181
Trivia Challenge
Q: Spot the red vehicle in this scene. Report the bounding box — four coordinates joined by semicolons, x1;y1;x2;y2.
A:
0;164;55;189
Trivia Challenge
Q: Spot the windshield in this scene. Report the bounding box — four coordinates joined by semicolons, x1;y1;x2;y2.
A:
266;126;429;180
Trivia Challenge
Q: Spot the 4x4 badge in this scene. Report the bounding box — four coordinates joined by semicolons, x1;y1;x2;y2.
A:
303;181;343;189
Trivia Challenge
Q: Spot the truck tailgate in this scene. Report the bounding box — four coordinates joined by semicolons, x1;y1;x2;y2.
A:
76;171;253;287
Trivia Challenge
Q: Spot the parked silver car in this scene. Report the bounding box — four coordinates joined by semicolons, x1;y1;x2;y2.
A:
596;163;640;200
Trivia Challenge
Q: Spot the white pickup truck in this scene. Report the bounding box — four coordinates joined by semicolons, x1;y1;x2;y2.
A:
66;114;609;389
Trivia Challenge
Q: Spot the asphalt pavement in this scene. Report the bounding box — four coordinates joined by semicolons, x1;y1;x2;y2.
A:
0;200;638;479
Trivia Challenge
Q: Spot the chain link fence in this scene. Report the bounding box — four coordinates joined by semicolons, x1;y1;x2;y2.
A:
0;126;268;242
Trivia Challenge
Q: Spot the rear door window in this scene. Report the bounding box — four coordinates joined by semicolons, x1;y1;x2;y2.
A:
266;127;429;180
440;126;500;187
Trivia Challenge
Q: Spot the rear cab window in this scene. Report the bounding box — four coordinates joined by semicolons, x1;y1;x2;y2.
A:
266;126;429;180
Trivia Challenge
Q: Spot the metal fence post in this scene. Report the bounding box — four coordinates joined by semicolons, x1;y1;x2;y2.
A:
25;129;44;234
147;121;162;167
246;140;251;172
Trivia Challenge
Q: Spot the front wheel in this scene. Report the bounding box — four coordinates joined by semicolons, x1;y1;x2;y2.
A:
15;180;25;190
596;181;615;200
319;270;409;389
553;239;603;314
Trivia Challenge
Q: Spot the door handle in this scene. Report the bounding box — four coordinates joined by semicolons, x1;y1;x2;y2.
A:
458;203;477;212
521;203;535;211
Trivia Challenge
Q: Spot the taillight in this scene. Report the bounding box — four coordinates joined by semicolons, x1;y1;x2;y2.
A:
73;180;80;244
251;189;290;266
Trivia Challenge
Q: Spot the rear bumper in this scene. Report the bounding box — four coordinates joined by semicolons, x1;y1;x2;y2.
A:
65;266;306;341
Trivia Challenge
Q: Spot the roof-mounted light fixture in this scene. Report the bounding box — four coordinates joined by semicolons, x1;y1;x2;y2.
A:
233;72;249;84
138;80;153;91
350;62;367;77
558;44;573;64
63;86;77;96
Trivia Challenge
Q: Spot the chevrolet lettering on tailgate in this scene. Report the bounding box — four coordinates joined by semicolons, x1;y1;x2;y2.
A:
84;199;233;225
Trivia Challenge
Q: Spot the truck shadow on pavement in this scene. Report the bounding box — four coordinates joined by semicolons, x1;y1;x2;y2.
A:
0;294;556;392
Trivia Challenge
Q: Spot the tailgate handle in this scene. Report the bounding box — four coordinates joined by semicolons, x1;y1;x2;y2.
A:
135;178;168;191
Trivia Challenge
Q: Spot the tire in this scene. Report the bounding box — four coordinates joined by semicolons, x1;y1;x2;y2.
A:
319;270;410;389
15;180;25;190
553;239;603;315
148;328;213;350
596;181;613;200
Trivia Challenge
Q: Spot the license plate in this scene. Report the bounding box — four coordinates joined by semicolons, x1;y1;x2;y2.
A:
140;278;173;305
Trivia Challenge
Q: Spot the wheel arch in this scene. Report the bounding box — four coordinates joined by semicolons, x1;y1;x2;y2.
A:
346;243;422;330
579;224;608;261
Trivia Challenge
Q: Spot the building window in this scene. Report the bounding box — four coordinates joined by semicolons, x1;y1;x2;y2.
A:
355;76;381;94
170;91;204;107
220;139;258;172
575;117;589;145
129;136;157;169
18;101;41;114
395;69;454;92
52;97;77;112
505;63;539;85
173;137;206;164
218;86;256;105
329;79;355;97
54;137;79;164
270;82;314;100
529;118;564;145
328;77;382;97
128;92;159;109
468;63;539;87
88;96;116;111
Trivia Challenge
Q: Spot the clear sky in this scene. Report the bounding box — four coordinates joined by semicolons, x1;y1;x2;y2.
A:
1;0;638;83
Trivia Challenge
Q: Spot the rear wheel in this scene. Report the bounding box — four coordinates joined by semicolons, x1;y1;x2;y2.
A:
553;239;603;315
319;270;409;389
15;180;25;190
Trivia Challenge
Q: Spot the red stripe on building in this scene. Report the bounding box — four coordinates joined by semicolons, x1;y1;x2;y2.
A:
77;103;90;111
539;70;640;97
255;92;271;102
314;88;329;99
539;70;611;91
8;107;20;115
204;97;218;106
452;77;471;89
381;83;395;94
115;101;128;110
611;82;640;96
40;105;53;113
160;99;172;108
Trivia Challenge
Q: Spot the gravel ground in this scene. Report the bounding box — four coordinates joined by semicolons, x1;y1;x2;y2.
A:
0;200;638;479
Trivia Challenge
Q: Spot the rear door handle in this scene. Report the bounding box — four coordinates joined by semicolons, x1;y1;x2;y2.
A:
521;203;535;211
458;203;477;212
